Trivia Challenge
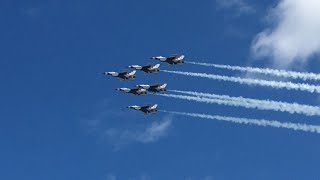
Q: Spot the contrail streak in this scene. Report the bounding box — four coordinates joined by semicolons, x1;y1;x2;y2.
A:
186;61;320;81
159;110;320;134
157;93;320;116
169;90;320;116
161;70;320;93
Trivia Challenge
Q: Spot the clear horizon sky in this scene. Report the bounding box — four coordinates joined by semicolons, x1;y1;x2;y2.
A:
1;0;320;180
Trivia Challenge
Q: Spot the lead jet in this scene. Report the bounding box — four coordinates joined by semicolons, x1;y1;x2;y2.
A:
128;64;160;74
116;87;147;95
103;70;136;80
127;104;158;114
136;83;167;93
150;54;185;65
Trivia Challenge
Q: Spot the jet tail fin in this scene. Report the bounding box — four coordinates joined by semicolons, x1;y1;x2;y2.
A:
152;64;160;69
150;104;158;109
128;70;136;76
160;83;167;89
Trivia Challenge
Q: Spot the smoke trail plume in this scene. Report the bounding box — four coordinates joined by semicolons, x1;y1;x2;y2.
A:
157;93;320;116
169;90;320;116
162;70;320;93
159;110;320;134
186;61;320;81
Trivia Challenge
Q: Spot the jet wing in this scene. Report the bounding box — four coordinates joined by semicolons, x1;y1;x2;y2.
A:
149;84;160;90
143;64;153;69
118;71;128;76
141;105;150;109
167;56;177;61
150;84;160;88
140;105;150;112
132;87;143;92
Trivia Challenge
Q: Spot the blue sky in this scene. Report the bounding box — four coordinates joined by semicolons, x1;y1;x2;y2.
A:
1;0;320;179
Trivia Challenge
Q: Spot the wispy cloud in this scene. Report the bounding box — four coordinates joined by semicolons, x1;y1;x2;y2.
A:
252;0;320;68
105;174;117;180
85;100;173;150
22;7;41;17
103;116;172;150
135;117;172;143
215;0;255;15
104;173;151;180
203;176;214;180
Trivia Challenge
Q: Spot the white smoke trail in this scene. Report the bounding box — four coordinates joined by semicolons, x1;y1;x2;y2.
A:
159;110;320;134
161;70;320;93
186;61;320;81
157;93;320;116
169;90;320;116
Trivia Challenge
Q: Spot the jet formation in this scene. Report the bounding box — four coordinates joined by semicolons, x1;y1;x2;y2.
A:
103;54;185;114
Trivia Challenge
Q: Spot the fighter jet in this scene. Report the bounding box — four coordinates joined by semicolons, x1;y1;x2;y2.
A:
127;104;158;114
103;70;136;80
128;64;160;74
150;54;185;65
116;87;147;95
136;83;167;93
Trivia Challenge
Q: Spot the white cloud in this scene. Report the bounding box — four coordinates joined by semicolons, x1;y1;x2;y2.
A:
215;0;255;15
105;173;151;180
185;176;214;180
252;0;320;68
104;116;172;149
105;174;117;180
135;117;172;143
204;177;214;180
130;174;151;180
85;100;173;150
22;7;41;17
